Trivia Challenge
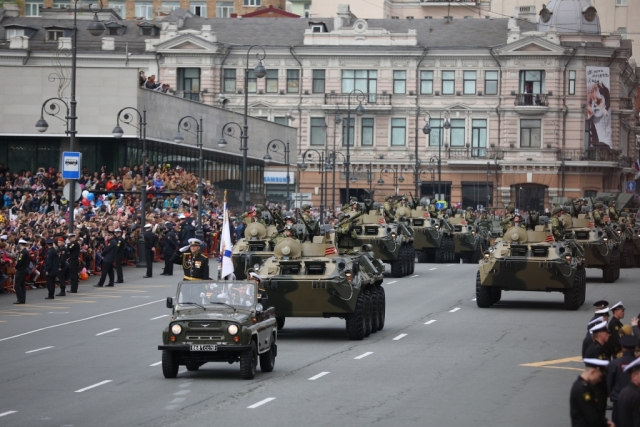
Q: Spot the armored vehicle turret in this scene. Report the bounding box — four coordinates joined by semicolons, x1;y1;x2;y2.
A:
231;222;278;279
566;214;620;283
441;214;484;264
408;206;444;263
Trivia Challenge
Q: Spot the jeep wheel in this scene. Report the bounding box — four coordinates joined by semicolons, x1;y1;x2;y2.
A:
259;337;276;373
363;288;373;337
185;363;200;372
390;260;403;278
377;286;386;331
346;291;367;340
564;267;585;310
240;341;258;380
161;350;179;379
370;287;379;333
475;271;493;308
621;242;635;268
276;317;285;330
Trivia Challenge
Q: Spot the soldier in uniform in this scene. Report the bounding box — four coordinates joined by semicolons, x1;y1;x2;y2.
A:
607;335;639;426
335;213;358;255
143;223;158;278
428;199;438;216
512;214;525;229
618;358;640;427
500;205;515;232
607;301;625;357
342;197;359;213
44;238;59;299
56;237;68;296
247;270;269;309
114;229;126;284
464;207;475;225
593;202;606;227
572;198;586;218
569;358;613;427
301;204;312;222
609;199;620;222
13;239;30;304
551;206;564;241
161;223;180;276
273;225;296;245
67;233;80;293
584;315;609;358
585;320;614;417
383;196;395;222
95;232;117;287
171;238;209;280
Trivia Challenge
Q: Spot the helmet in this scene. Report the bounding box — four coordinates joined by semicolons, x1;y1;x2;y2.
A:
466;206;473;211
301;204;311;210
350;196;358;203
385;196;393;201
506;205;515;213
595;202;603;209
338;213;345;221
552;206;562;215
284;215;293;222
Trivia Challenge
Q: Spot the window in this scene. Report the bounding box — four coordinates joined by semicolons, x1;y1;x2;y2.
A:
162;1;179;9
303;3;310;18
442;70;455;95
266;69;278;93
25;0;42;16
109;1;125;17
287;70;299;93
520;119;541;148
584;120;590;148
618;27;628;39
310;118;327;146
135;2;153;19
342;118;355;147
216;2;232;17
616;0;627;5
6;29;24;40
361;118;374;146
274;117;287;125
53;0;69;8
391;118;406;146
584;190;598;198
244;0;261;5
191;2;207;16
463;71;476;95
520;70;544;94
471;119;487;157
569;70;576;95
485;71;498;95
342;70;377;101
428;119;442;147
247;70;257;93
393;71;406;94
47;30;64;41
177;68;201;101
312;70;325;93
223;69;236;93
420;71;433;94
450;119;465;147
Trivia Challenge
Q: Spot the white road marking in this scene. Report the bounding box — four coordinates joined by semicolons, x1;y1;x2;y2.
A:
96;328;120;336
387;281;397;284
48;312;70;314
449;308;461;313
179;382;192;388
150;315;169;320
0;300;163;343
174;390;191;396
75;380;112;393
472;298;477;301
424;320;437;325
411;275;419;278
248;398;276;409
354;352;374;360
168;398;186;404
429;268;437;271
393;334;408;341
25;346;54;354
149;361;162;367
308;372;330;381
446;264;455;266
164;405;179;410
0;411;17;418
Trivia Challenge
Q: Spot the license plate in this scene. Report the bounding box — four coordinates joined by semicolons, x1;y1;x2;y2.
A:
190;344;217;351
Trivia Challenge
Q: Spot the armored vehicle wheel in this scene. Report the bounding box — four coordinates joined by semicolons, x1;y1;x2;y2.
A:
491;289;502;305
417;250;429;263
434;246;444;263
622;242;636;268
259;337;276;373
603;251;620;283
471;245;482;264
408;247;416;274
185;363;201;372
346;292;367;340
390;260;404;278
443;237;455;263
276;317;285;330
614;251;621;280
398;245;408;277
579;268;587;306
162;350;179;379
377;286;386;331
240;341;258;380
564;267;586;310
475;271;493;308
363;289;373;337
370;288;380;333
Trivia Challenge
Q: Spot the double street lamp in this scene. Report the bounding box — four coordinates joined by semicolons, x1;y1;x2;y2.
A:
343;89;366;204
218;121;245;208
299;149;327;223
378;166;407;196
437;110;452;201
34;1;105;234
329;112;342;212
263;139;290;210
414;110;432;197
173;116;204;239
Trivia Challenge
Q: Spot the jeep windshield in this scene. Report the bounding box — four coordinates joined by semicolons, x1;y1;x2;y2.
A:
177;282;257;309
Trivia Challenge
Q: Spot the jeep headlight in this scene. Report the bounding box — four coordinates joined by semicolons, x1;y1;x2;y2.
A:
171;324;182;335
390;232;397;240
565;254;572;264
227;324;239;335
254;263;260;270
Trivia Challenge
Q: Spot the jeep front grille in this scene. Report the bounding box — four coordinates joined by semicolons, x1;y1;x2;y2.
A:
188;321;222;328
186;334;224;341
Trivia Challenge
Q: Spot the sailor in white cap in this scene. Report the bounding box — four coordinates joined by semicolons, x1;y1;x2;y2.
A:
569;358;611;427
618;356;640;427
247;269;269;309
608;302;625;356
607;335;639;426
170;238;209;280
583;316;607;358
142;223;158;278
585;321;612;361
113;229;125;284
13;238;31;304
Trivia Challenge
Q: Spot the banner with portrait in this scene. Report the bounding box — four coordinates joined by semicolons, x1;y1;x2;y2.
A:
586;66;612;148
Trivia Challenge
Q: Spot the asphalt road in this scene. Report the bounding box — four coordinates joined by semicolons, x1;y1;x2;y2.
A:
0;261;637;427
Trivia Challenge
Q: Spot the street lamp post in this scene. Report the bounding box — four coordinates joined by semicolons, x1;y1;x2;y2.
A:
112;107;147;267
35;2;105;234
486;161;491;212
218;121;246;209
414;110;432;197
378;166;407;196
438;110;451;202
331;112;342;213
344;90;366;204
173;116;204;239
298;150;325;222
241;45;267;212
263;139;290;210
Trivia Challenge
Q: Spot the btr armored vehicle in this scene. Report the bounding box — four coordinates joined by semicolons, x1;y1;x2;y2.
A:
407;205;444;263
566;215;620;283
231;222;277;279
159;279;277;379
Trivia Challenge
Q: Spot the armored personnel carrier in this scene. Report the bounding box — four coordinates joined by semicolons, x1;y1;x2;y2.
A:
440;214;483;264
231;222;278;279
407;205;444;263
613;221;636;268
476;224;586;310
259;231;385;340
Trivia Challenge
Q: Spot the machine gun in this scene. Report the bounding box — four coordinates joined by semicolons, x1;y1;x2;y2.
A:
408;192;419;210
271;208;286;230
297;212;321;240
336;211;364;228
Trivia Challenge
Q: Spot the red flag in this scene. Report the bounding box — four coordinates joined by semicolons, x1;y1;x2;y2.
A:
545;235;554;242
460;220;467;225
378;217;386;224
423;212;430;218
604;217;610;223
325;246;337;256
588;222;594;228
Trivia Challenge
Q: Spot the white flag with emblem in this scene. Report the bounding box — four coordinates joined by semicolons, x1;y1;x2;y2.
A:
219;202;234;279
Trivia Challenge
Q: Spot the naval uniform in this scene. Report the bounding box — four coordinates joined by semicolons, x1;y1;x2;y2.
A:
569;376;611;427
171;250;209;280
67;241;80;292
618;382;640;427
607;350;637;426
584;342;612;417
14;248;30;303
608;317;624;357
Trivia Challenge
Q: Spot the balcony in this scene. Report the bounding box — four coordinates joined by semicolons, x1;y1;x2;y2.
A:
619;97;634;111
419;0;479;5
429;147;504;161
560;148;632;167
324;93;392;106
513;93;549;116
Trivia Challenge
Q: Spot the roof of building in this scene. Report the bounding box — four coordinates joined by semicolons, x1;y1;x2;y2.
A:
241;5;300;18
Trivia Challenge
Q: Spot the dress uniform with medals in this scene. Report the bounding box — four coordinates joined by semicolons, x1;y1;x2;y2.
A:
44;239;59;299
56;237;68;296
618;358;640;427
171;238;209;280
607;301;625;357
114;229;126;283
584;321;613;418
67;233;80;293
569;358;611;427
607;335;638;426
13;239;30;304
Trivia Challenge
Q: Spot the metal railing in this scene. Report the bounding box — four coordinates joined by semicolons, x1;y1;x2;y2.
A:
620;97;634;110
324;93;392;106
419;0;479;3
560;148;629;165
514;93;549;107
435;147;504;160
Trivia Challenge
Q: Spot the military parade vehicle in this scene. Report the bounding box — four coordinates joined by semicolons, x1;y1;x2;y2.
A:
407;204;445;263
613;220;636;268
631;223;640;267
259;227;385;340
231;221;278;280
159;279;277;379
476;222;586;310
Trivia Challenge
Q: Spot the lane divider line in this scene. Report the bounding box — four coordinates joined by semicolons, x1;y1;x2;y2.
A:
424;320;437;325
150;361;162;367
387;281;397;284
446;264;455;266
150;315;169;320
0;300;163;343
248;397;276;409
411;275;419;278
393;334;408;341
354;352;374;360
174;390;191;396
0;411;17;418
308;372;330;381
75;380;112;393
449;308;461;313
96;328;120;336
472;298;477;301
168;398;186;404
25;346;54;354
429;268;437;271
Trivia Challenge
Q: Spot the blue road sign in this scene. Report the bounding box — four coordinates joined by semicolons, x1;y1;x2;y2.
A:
626;181;636;192
61;152;81;180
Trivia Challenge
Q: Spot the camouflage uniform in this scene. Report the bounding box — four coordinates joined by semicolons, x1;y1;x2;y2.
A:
335;214;357;255
273;227;297;245
571;198;584;218
464;207;475;225
608;200;619;222
550;206;564;241
383;196;395;223
500;205;515;232
301;204;312;223
593;203;605;227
